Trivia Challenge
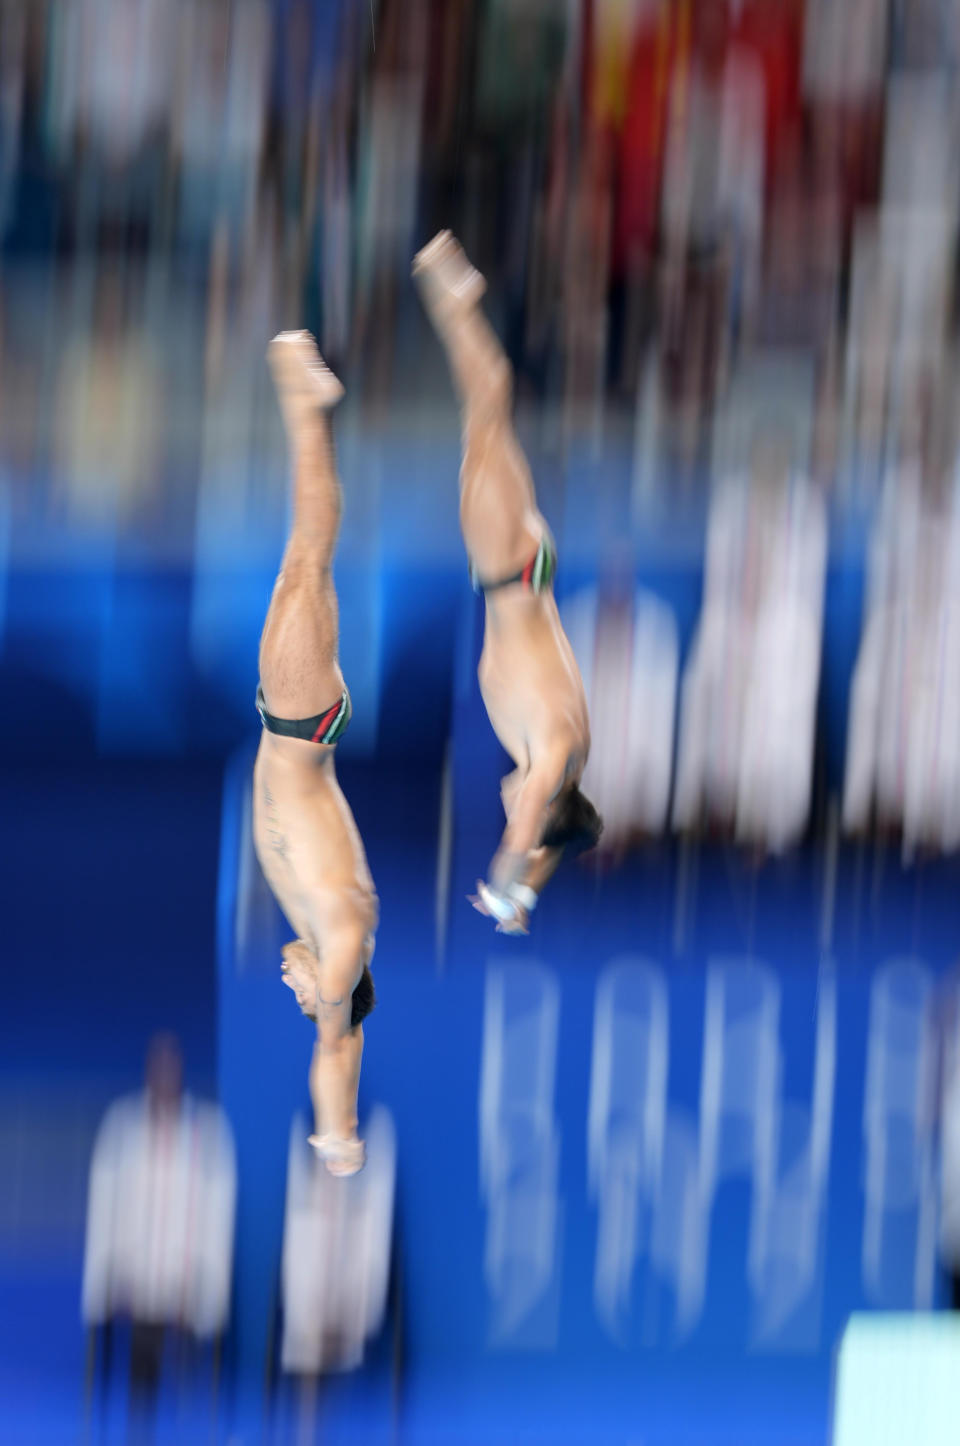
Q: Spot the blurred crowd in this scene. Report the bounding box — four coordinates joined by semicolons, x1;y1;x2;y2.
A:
0;0;958;844
2;0;960;536
571;417;960;858
0;1;958;854
82;1034;396;1439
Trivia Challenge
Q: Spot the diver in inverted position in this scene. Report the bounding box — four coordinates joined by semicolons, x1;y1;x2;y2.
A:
414;232;602;934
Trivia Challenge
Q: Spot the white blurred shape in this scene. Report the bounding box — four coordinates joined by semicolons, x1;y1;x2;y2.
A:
749;965;837;1345
82;1092;236;1336
563;586;678;844
862;959;938;1306
281;1107;396;1375
844;467;960;855
479;961;561;1343
699;959;781;1192
588;959;669;1339
649;1110;708;1337
736;591;823;852
674;469;826;851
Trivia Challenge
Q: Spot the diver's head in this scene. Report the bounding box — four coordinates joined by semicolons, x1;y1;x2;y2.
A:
350;963;376;1027
541;784;604;855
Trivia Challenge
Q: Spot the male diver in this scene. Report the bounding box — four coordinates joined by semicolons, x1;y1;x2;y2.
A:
253;331;376;1176
413;232;602;934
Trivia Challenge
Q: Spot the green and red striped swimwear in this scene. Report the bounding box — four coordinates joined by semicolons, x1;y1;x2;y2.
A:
470;532;558;596
256;685;352;745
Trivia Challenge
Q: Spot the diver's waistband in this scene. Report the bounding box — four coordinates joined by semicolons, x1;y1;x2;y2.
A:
256;685;352;745
470;532;558;596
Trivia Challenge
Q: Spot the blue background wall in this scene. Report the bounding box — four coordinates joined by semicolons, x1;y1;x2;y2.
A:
2;439;952;1445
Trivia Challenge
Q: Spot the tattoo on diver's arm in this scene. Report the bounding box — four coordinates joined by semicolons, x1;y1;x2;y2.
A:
261;781;291;861
316;993;346;1030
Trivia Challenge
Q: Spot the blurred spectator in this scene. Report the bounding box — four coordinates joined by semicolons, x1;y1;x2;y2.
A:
674;423;827;850
172;0;272;258
658;0;766;466
843;71;959;494
82;1035;236;1436
843;387;960;856
53;265;163;533
49;0;175;248
280;1106;396;1375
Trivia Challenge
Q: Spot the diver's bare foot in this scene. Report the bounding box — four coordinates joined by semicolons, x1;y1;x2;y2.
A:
412;231;486;318
281;940;320;1019
268;330;344;434
308;1132;366;1177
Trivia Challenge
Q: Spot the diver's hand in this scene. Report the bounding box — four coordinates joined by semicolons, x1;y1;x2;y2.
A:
469;881;530;935
281;940;319;1017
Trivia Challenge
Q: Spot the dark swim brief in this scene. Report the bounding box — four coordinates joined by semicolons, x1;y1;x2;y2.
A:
470;532;558;596
256;685;352;745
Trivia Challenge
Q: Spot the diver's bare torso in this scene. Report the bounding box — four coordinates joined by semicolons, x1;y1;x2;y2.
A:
252;731;378;956
478;587;590;782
